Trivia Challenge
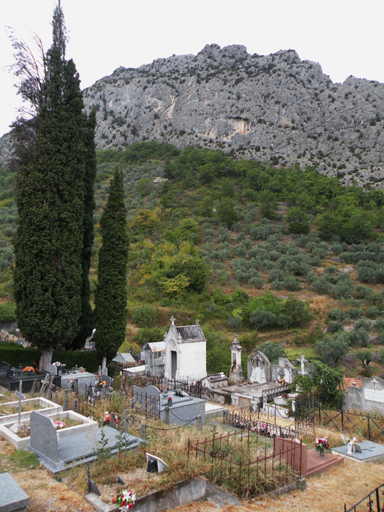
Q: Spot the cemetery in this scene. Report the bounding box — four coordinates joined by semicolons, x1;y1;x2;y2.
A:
1;323;384;511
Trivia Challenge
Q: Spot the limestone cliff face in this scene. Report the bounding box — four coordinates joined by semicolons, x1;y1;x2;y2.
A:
3;44;384;188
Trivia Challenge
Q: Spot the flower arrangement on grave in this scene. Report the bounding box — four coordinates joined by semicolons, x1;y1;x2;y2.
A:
78;366;85;372
314;436;330;452
281;392;289;399
232;417;247;429
54;420;66;429
259;423;271;436
53;361;66;368
103;411;119;426
22;366;35;374
341;435;357;445
112;489;136;510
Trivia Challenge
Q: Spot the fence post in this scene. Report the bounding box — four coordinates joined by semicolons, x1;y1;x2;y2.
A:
341;409;344;431
238;458;242;498
368;414;371;441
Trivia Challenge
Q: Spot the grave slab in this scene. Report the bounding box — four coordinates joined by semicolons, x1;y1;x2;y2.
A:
332;441;384;463
0;472;29;512
29;411;144;473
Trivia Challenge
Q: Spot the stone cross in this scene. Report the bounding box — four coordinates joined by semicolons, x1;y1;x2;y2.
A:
38;373;51;397
15;380;25;426
255;355;260;367
300;354;306;375
170;315;175;325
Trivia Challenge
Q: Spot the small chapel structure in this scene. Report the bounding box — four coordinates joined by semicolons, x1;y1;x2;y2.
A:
164;317;207;381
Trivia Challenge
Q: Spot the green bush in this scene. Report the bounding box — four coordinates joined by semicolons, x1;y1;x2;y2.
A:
0;302;16;322
131;305;157;328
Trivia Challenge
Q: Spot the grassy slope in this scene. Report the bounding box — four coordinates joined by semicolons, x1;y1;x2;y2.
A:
1;143;384;379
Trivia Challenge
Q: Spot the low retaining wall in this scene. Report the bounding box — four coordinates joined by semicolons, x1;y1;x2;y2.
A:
86;478;207;512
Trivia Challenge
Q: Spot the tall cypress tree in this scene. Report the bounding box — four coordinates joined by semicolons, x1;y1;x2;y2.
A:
95;170;129;369
13;3;95;367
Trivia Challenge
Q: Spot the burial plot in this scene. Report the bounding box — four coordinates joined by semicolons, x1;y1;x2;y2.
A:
28;411;144;473
332;440;384;463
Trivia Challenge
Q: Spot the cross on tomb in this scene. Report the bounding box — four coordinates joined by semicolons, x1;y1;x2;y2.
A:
170;315;175;325
255;355;261;367
15;381;25;426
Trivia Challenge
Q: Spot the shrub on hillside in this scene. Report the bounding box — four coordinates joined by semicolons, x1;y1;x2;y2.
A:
131;305;157;328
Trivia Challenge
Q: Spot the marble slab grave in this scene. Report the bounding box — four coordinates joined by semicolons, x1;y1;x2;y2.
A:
332;441;384;463
0;472;29;512
28;411;144;473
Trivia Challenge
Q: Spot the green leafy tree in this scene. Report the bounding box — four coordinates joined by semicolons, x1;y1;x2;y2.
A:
95;171;129;369
312;360;345;408
217;197;238;228
256;341;286;364
314;333;350;366
286;207;310;234
13;3;95;368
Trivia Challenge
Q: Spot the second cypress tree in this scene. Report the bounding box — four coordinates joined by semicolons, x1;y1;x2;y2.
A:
95;170;129;370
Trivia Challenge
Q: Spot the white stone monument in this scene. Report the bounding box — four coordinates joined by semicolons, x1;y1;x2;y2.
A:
228;334;243;385
164;317;207;381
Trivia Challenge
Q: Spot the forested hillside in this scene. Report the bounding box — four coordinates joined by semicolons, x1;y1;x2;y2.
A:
1;142;384;377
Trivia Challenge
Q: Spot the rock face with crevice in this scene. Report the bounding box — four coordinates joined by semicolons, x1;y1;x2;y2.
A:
3;44;384;188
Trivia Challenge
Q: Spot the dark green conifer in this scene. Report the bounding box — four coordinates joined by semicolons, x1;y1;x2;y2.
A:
13;3;95;367
95;171;129;367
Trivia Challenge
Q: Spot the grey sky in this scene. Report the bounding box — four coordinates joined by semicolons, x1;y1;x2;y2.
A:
1;0;383;137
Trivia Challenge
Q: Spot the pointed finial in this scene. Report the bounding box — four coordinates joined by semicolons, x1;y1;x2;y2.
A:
170;316;175;326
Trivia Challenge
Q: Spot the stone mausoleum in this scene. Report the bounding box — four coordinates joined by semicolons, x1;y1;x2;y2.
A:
164;317;207;381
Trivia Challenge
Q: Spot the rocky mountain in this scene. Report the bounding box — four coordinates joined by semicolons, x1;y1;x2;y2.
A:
3;44;384;188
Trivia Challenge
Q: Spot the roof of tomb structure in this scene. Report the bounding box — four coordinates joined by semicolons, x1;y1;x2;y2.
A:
143;342;165;352
112;353;136;365
202;372;228;383
166;317;206;343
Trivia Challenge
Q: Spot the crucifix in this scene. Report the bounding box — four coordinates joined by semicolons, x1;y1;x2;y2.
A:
15;380;25;427
255;355;261;367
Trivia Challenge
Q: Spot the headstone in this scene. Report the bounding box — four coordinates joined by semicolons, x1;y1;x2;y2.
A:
196;415;202;431
63;390;69;411
299;354;308;375
54;390;59;404
73;398;78;413
30;412;58;462
248;351;271;384
101;384;106;398
110;412;116;429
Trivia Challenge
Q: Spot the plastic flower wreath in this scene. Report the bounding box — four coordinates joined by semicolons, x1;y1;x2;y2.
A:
54;420;66;429
314;436;330;451
342;434;357;445
112;489;136;510
22;366;35;373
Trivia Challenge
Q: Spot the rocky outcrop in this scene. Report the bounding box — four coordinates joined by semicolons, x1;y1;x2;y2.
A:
3;44;384;188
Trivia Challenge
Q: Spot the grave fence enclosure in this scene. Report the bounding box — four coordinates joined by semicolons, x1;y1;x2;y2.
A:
262;382;291;403
223;407;300;439
121;374;207;399
294;391;384;442
344;482;384;512
76;387;161;425
187;428;303;499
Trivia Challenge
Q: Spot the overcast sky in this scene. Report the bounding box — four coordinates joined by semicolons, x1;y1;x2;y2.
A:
1;0;383;137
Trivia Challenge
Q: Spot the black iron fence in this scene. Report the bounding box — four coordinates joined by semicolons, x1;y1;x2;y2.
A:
223;408;300;439
123;374;205;398
345;483;384;512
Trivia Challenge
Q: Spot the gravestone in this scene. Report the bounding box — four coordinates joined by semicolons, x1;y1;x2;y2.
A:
30;379;37;397
248;351;271;384
0;472;29;512
73;398;78;413
30;412;59;462
272;357;298;384
38;374;51;397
